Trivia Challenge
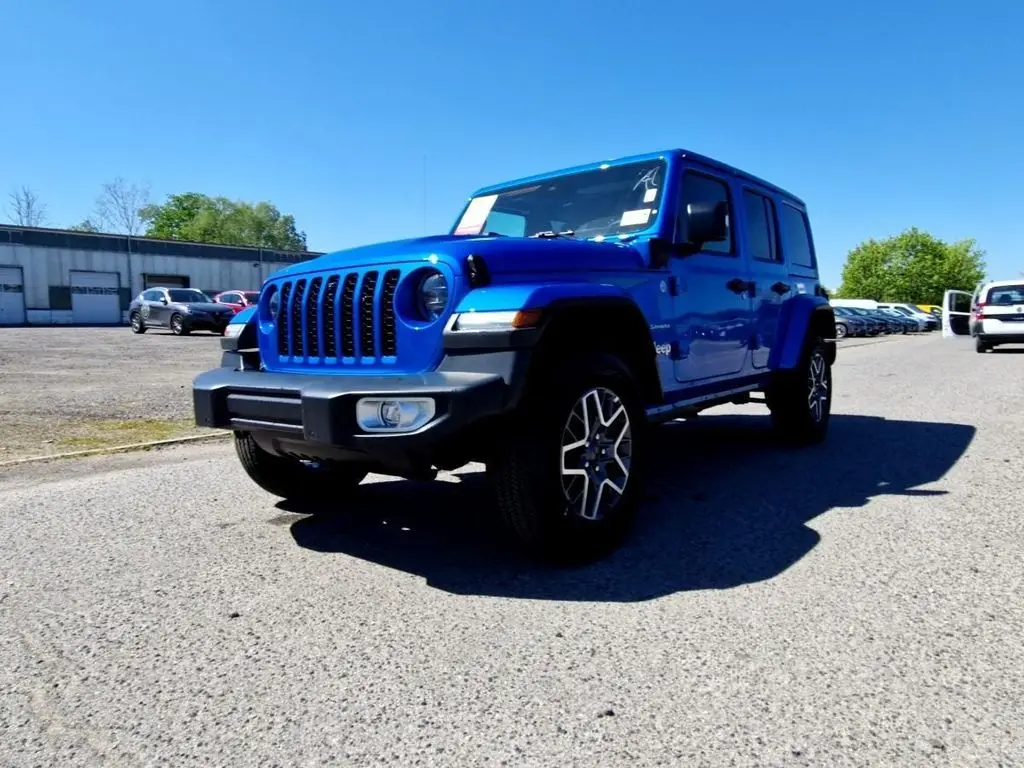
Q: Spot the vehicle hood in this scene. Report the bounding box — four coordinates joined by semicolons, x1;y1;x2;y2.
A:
272;234;648;279
174;302;233;313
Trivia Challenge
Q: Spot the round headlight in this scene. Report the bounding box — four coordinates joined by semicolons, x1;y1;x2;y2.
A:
417;272;448;320
268;289;280;319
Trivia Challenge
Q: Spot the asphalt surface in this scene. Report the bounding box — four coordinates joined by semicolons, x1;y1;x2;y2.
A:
2;333;1022;766
0;327;224;460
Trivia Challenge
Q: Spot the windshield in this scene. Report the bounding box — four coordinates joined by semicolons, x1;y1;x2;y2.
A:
985;284;1024;304
168;289;210;303
452;159;667;241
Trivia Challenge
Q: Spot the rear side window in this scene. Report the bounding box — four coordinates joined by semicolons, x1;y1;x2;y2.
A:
985;284;1024;304
742;190;779;262
779;203;815;269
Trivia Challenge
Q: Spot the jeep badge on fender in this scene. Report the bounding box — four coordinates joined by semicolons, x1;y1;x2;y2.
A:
193;148;836;562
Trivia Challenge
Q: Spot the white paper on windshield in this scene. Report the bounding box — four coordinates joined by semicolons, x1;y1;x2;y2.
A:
643;188;657;203
454;194;498;235
620;208;652;227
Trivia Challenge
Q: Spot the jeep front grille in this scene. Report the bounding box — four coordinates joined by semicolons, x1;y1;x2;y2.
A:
273;270;400;364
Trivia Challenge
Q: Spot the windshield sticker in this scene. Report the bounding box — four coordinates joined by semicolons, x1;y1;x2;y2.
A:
454;194;498;235
620;208;652;227
643;187;658;204
633;166;660;192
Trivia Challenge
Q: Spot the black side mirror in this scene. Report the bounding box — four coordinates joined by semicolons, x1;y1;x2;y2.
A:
684;201;728;250
160;296;168;304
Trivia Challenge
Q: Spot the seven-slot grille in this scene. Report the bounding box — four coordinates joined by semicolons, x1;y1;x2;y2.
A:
273;269;401;362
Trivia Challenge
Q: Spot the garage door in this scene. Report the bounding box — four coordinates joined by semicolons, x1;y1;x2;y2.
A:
0;266;26;325
70;270;121;325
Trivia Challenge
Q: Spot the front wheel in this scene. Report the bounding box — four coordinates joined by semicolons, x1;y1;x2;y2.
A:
169;313;190;336
488;353;647;563
234;431;368;504
768;337;832;446
834;323;847;340
130;312;146;334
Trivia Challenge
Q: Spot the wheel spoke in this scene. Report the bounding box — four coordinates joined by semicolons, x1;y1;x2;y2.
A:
560;386;633;522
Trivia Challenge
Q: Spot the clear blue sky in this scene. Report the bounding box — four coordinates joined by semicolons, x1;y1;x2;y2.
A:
2;0;1021;289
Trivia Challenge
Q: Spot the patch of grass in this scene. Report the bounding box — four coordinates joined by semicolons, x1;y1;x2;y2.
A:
55;418;215;451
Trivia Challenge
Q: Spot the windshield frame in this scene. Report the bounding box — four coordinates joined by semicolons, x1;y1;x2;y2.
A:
451;156;671;242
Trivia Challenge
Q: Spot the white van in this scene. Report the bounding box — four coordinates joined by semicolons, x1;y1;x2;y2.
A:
967;279;1024;352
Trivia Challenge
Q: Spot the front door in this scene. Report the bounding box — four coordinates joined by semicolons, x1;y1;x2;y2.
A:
671;166;753;384
942;290;973;336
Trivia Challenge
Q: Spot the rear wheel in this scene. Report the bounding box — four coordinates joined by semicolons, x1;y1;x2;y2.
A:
768;336;832;446
234;431;367;504
488;353;647;563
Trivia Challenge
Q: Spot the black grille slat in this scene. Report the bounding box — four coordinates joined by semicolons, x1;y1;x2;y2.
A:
381;270;400;357
291;279;306;358
277;282;292;356
306;277;322;359
341;274;357;358
358;271;379;358
323;275;339;358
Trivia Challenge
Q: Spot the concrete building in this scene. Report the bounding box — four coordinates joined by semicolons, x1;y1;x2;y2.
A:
0;224;321;326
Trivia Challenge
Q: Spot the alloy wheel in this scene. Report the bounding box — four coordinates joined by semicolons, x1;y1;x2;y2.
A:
807;351;829;423
559;387;632;522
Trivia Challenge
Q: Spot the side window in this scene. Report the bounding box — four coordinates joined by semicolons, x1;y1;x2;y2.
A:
142;289;163;301
679;171;733;254
779;203;816;269
220;293;239;304
742;190;779;262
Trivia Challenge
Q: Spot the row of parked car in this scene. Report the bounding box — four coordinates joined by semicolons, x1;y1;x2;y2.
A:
830;301;941;339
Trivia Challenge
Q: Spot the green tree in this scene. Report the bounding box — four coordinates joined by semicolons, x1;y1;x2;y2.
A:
836;227;986;304
68;219;100;232
140;193;308;251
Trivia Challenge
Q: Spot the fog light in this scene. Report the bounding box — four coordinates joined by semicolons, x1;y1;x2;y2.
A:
355;398;435;433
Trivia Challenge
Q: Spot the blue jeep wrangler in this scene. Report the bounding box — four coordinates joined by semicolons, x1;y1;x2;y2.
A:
194;149;835;561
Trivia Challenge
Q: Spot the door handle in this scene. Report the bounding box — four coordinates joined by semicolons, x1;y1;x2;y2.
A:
771;281;791;295
727;278;750;295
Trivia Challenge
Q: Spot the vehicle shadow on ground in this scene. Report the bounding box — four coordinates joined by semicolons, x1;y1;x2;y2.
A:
283;414;975;602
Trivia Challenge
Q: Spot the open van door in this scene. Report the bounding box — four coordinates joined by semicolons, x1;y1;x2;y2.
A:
942;289;974;337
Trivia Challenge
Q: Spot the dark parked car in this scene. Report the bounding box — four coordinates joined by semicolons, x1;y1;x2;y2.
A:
129;287;236;335
834;306;881;336
833;308;871;338
878;308;918;333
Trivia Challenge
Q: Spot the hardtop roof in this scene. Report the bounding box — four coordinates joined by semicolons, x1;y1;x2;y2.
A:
470;148;805;207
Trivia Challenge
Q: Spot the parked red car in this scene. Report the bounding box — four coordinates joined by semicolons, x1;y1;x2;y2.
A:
212;290;260;313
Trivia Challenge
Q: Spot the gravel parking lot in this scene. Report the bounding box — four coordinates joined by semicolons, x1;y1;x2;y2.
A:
0;327;225;461
1;332;1022;766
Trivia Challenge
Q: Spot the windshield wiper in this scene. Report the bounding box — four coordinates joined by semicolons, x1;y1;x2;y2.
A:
530;230;576;239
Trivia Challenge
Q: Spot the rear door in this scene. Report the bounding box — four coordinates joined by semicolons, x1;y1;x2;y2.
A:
978;283;1024;336
742;187;788;368
942;290;973;336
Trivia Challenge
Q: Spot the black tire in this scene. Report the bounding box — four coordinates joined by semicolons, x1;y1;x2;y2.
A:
834;323;847;340
169;313;190;336
234;431;367;503
976;337;990;353
129;312;146;334
487;353;647;563
767;336;832;446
